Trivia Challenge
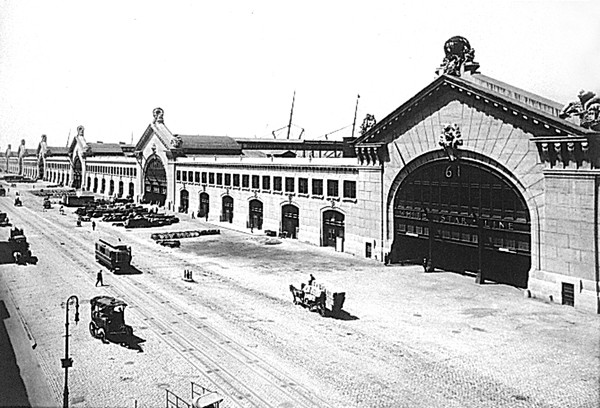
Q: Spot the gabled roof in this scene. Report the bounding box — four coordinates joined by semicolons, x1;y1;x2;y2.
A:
87;142;133;156
46;146;69;156
175;135;241;154
355;73;595;146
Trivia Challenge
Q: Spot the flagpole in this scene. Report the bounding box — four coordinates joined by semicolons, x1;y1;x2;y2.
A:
351;94;360;138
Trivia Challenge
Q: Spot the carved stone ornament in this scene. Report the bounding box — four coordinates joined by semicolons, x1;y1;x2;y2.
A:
153;107;164;124
559;90;600;131
359;114;377;135
436;36;479;77
77;125;84;137
170;135;183;149
439;123;463;161
38;134;48;159
151;143;157;153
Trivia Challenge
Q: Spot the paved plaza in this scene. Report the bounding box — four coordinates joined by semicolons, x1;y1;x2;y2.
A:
0;184;599;407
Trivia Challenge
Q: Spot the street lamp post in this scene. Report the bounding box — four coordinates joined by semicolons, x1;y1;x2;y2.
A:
62;295;80;408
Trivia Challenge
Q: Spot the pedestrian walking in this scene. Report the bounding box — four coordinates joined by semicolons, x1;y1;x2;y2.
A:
191;211;195;219
308;273;315;286
92;221;96;231
95;270;103;287
205;213;209;222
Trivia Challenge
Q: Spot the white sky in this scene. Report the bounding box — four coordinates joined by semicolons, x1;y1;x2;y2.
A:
0;0;599;149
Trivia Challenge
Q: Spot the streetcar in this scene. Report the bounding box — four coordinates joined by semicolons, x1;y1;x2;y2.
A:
95;237;132;272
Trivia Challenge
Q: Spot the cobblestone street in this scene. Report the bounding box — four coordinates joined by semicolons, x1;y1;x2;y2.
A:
1;185;599;408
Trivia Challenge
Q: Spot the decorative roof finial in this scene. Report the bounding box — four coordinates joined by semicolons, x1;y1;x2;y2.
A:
77;126;84;137
153;107;164;124
436;36;480;77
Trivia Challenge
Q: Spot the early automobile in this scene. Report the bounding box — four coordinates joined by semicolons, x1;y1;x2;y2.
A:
14;197;22;206
89;296;133;343
43;197;51;209
166;382;223;408
0;186;5;197
0;212;9;227
9;227;31;264
95;237;132;272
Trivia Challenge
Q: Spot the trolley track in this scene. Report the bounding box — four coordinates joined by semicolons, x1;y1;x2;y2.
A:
3;200;334;408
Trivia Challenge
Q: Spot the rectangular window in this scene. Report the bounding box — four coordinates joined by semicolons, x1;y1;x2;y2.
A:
262;175;270;190
233;174;240;187
188;171;193;182
195;172;200;183
201;172;207;184
298;178;308;194
182;171;187;182
209;172;215;184
343;180;356;199
312;179;323;196
216;173;223;185
224;173;231;186
285;177;295;193
242;174;250;188
252;175;260;189
274;176;282;191
327;180;339;197
176;170;181;181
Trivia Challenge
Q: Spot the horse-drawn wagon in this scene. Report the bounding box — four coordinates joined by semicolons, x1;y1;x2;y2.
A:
290;279;346;317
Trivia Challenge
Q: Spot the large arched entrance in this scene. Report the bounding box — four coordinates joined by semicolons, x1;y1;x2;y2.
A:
93;177;98;193
322;210;345;248
38;159;44;180
101;179;106;194
86;176;91;191
118;181;124;197
179;190;189;213
222;196;234;223
143;156;167;206
249;199;263;230
109;180;115;196
390;160;531;287
72;156;82;189
128;182;134;199
198;192;209;218
281;204;299;238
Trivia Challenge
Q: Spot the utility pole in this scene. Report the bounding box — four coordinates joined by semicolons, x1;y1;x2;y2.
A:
62;295;80;408
351;94;360;138
286;91;296;140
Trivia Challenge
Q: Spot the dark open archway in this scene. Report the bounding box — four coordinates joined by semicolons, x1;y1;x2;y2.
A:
72;156;82;189
322;210;345;248
143;155;167;205
249;199;263;230
282;204;299;238
199;192;209;218
390;160;531;287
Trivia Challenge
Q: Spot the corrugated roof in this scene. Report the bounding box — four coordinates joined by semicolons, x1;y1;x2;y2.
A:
47;146;69;156
88;143;133;155
176;135;241;152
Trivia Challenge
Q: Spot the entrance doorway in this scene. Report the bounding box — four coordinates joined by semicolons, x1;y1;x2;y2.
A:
198;192;209;218
281;204;299;238
180;190;189;213
72;156;82;189
128;182;134;199
222;196;234;223
249;199;263;230
322;210;345;248
390;160;531;287
143;156;167;205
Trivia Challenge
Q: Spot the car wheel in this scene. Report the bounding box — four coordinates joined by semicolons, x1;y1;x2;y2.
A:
98;328;106;343
89;322;97;338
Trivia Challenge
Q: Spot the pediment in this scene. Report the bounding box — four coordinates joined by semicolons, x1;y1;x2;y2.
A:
356;75;594;149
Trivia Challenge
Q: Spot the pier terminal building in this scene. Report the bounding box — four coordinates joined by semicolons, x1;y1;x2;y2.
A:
3;38;599;314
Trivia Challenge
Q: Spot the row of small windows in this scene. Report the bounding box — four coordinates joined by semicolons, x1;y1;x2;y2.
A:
176;170;357;199
87;165;136;177
47;163;70;170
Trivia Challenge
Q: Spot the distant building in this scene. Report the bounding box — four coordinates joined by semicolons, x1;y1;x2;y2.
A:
3;37;599;313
